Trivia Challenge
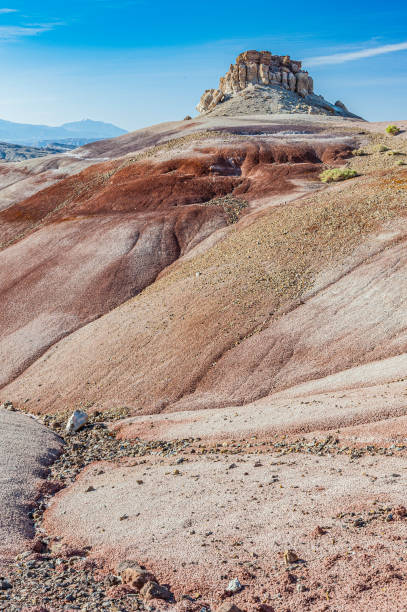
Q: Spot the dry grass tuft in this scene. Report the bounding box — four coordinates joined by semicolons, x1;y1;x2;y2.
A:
320;168;358;183
374;144;390;153
386;125;401;136
352;149;367;156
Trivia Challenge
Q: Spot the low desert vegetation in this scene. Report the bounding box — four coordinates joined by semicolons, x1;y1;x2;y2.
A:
386;150;403;156
374;144;390;152
386;124;401;136
352;148;367;156
319;167;358;183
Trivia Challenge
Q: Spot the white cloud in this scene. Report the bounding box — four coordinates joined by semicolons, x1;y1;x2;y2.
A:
0;7;17;13
0;24;57;40
306;41;407;66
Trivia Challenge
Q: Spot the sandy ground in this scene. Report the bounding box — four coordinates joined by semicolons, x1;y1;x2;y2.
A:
112;379;407;445
44;451;407;610
0;206;226;386
0;127;356;403
1;112;407;610
5;201;406;418
353;119;407;138
0;408;62;562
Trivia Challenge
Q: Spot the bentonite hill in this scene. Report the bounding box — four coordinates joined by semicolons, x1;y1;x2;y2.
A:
1;49;407;612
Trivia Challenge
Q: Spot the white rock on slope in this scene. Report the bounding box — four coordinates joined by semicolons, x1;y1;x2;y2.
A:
66;410;88;434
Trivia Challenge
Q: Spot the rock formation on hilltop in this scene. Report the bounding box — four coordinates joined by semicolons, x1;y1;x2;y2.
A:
197;50;361;118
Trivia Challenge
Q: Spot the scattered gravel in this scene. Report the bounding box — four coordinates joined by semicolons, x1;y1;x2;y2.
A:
3;406;407;610
204;84;340;118
42;410;193;486
335;503;407;528
0;409;193;611
202;195;248;224
182;434;407;460
1;553;149;611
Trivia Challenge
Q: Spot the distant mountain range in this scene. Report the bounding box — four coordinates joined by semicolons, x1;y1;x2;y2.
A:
0;118;128;147
0;141;82;162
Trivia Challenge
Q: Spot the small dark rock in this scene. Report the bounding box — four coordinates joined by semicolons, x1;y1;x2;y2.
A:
0;578;12;590
31;538;47;553
104;573;121;587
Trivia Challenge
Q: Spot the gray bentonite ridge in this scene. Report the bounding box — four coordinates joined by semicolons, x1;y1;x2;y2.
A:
0;405;62;560
197;49;362;118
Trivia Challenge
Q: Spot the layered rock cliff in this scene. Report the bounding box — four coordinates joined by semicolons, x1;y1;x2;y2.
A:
197;50;360;118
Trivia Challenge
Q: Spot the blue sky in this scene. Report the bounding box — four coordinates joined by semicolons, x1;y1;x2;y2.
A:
0;0;406;130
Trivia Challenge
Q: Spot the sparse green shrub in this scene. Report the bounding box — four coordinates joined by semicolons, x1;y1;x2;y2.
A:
396;160;406;166
386;124;400;135
320;168;358;183
374;144;390;152
386;150;403;156
352;149;367;156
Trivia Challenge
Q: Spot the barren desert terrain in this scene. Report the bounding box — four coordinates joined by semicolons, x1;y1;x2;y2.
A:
1;75;407;610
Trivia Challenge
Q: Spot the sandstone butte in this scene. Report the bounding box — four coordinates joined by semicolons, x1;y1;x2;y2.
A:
1;50;407;611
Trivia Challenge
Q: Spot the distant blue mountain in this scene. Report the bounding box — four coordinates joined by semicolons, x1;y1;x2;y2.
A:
0;118;128;146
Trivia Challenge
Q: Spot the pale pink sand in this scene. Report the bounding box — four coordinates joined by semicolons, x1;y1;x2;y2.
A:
44;452;407;610
112;379;407;443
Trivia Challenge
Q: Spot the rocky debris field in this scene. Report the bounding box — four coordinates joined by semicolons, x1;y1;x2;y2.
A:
199;85;351;119
1;408;190;611
2;404;407;610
